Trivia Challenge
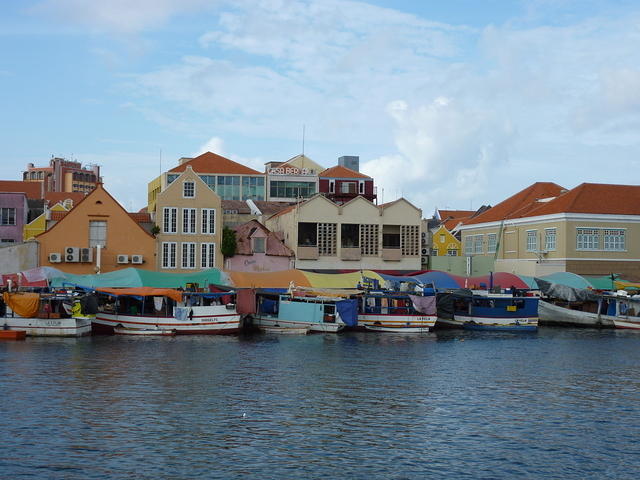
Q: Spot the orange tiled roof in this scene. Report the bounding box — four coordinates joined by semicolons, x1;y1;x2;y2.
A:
44;191;86;206
527;183;640;216
50;211;67;221
319;165;371;179
233;219;294;257
463;182;566;225
169;151;262;175
0;180;42;199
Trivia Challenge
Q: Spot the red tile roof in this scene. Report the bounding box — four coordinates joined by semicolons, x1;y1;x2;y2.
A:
169;151;262;175
233;219;294;257
463;182;566;225
0;180;42;199
44;192;86;206
527;183;640;216
319;165;371;179
50;211;67;221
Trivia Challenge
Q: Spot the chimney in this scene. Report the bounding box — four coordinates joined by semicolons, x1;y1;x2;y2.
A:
178;157;193;165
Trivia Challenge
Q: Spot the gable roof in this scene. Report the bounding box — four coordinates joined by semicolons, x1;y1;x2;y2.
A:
169;151;262;175
44;191;86;206
0;180;42;199
526;183;640;216
463;182;566;225
233;219;294;257
319;165;371;179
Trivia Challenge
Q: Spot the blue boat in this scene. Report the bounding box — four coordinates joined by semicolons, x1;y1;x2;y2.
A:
438;289;539;331
253;291;358;333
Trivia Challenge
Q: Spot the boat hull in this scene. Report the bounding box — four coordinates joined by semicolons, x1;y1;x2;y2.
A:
252;315;344;333
358;313;436;333
455;314;538;331
0;315;92;337
94;310;241;335
538;300;614;328
114;327;176;336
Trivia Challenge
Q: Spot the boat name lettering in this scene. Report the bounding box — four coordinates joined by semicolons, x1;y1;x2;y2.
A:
45;320;62;326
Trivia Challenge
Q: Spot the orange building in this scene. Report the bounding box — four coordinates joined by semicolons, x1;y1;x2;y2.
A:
37;184;156;274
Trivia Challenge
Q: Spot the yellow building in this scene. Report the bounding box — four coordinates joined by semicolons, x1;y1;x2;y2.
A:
431;225;462;257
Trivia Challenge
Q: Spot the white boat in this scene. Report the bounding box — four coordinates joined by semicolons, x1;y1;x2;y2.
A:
1;291;92;337
358;288;437;333
92;287;241;335
538;299;615;327
114;326;176;336
259;325;311;335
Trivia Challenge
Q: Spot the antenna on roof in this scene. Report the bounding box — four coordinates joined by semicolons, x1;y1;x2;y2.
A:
159;148;162;176
302;124;305;156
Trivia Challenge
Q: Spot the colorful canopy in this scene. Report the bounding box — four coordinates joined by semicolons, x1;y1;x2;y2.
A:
95;287;184;302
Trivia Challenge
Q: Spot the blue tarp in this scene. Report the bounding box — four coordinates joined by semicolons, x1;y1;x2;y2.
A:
336;299;358;327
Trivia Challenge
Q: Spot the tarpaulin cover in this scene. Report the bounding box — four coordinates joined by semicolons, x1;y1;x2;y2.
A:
535;278;599;302
228;269;310;288
3;292;40;318
50;268;227;289
80;294;99;315
537;272;593;289
409;294;437;315
95;287;184;303
336;299;358;327
259;298;278;314
236;289;256;315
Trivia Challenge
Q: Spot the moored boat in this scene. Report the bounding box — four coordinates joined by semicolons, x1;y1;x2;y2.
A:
252;288;358;333
92;287;241;335
114;326;176;336
1;291;93;337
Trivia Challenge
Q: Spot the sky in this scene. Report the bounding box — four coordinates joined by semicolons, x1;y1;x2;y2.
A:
1;0;639;214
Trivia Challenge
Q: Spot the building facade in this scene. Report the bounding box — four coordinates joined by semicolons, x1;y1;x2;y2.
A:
23;157;101;194
37;184;156;274
226;219;295;272
0;192;28;245
318;165;377;205
266;195;422;271
265;154;323;202
154;166;223;272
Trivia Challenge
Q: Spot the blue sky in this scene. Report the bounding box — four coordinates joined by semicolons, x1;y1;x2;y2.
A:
1;0;639;212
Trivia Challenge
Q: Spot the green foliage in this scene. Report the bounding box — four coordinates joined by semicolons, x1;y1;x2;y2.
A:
221;226;237;258
151;224;161;236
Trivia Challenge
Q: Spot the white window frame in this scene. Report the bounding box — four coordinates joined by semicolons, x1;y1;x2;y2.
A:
544;228;557;252
201;208;216;235
602;229;626;251
473;234;483;254
576;228;599;251
358;180;364;194
526;230;538;252
1;207;16;226
183;181;195;198
329;179;335;193
464;236;473;255
201;243;216;268
253;237;266;253
487;233;497;254
181;242;196;269
161;242;177;269
88;220;107;248
163;207;177;234
182;208;196;234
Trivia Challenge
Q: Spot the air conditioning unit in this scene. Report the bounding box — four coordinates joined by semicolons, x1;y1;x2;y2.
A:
421;255;429;264
80;247;93;263
65;246;79;262
49;252;62;263
131;254;144;264
117;254;129;264
421;248;428;255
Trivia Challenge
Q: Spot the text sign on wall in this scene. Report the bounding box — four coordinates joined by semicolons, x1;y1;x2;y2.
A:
268;167;314;176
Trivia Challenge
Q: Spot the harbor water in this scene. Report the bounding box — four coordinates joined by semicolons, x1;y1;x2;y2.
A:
1;328;640;479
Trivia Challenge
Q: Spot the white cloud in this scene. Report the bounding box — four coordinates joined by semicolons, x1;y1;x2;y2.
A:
194;136;225;157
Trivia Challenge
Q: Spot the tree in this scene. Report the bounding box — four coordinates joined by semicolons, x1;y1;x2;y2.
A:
221;226;237;258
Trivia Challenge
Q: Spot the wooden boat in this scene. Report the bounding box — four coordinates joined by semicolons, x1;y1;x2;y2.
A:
1;291;92;337
253;288;358;333
114;326;176;336
0;329;26;340
437;289;538;331
259;325;311;335
92;287;241;335
358;286;437;333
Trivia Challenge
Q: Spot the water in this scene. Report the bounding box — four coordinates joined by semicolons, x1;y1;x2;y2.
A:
1;328;640;479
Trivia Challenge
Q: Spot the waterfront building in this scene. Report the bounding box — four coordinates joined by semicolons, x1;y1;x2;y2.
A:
0;192;28;245
154;166;223;272
265;154;323;202
22;157;101;194
37;183;156;274
318;164;377;205
147;151;265;212
226;219;295;272
458;182;640;278
221;200;294;228
265;194;422;271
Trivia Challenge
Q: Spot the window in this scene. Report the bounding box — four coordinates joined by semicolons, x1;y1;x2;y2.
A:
298;222;317;246
360;224;379;256
201;243;216;268
182;208;196;234
383;225;401;249
447;249;458;256
0;208;16;226
576;228;599;250
545;228;556;251
253;237;266;253
183;181;195;198
217;176;241;200
431;248;439;256
439;234;446;243
162;242;177;269
167;174;179;185
526;231;537;252
329;180;335;193
318;223;337;256
181;242;196;269
603;229;625;251
269;181;315;199
201;209;215;234
242;176;265;200
464;236;473;255
473;235;483;254
341;224;360;248
401;225;420;256
487;233;497;253
340;182;357;194
359;181;365;194
199;175;216;191
88;220;107;248
163;207;177;233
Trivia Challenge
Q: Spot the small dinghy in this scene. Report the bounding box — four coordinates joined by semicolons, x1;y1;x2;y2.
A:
259;325;311;335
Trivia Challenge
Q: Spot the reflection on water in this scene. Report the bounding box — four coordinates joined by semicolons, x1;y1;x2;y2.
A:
1;328;640;479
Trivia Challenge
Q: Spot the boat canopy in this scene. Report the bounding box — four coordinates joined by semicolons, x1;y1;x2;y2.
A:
95;287;184;303
3;292;41;318
535;278;599;302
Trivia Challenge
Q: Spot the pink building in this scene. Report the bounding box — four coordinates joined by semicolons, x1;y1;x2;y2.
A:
226;220;295;272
